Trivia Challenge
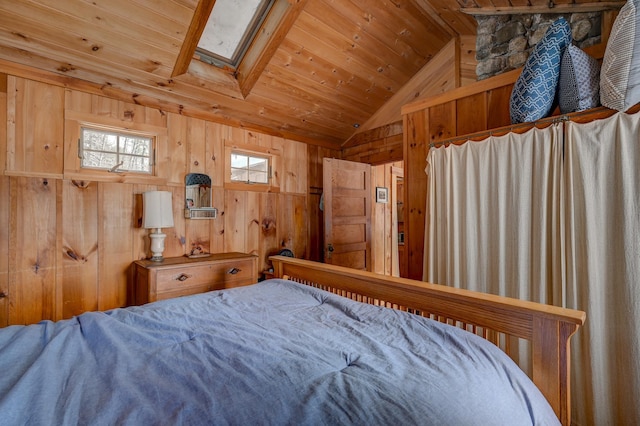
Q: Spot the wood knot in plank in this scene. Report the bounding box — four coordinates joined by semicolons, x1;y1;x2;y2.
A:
66;249;80;261
63;244;98;263
72;180;90;189
57;64;76;73
262;218;276;235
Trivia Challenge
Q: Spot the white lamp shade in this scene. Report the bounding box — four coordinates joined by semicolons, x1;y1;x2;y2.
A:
143;191;174;229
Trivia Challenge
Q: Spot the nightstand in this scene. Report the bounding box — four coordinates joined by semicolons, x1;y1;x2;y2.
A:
131;252;258;305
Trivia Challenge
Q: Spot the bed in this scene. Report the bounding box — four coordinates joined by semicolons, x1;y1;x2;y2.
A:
0;256;585;425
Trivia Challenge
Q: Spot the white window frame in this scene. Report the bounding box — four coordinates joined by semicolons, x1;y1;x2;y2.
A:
79;125;155;175
230;150;271;184
224;141;280;192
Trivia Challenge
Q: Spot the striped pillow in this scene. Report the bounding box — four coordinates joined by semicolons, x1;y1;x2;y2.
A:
600;0;640;111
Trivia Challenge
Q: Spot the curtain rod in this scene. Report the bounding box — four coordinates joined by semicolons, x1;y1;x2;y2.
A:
429;116;568;149
428;107;618;149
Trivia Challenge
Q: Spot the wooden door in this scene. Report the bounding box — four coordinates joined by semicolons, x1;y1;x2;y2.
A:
323;158;371;270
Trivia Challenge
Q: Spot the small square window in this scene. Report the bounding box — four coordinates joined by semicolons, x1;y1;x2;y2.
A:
230;151;269;184
80;127;154;174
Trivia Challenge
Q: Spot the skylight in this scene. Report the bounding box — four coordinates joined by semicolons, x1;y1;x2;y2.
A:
197;0;274;68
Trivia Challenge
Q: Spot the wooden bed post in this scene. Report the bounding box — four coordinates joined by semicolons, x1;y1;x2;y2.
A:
533;317;580;425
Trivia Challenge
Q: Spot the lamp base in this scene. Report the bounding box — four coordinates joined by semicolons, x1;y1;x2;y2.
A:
148;229;166;262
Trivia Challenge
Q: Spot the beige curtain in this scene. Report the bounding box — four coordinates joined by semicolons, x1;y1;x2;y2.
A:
424;124;565;372
424;112;640;425
565;112;640;425
424;124;564;303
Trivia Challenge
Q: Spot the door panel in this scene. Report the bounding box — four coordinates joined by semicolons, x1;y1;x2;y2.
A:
333;224;365;244
323;158;371;270
333;197;366;217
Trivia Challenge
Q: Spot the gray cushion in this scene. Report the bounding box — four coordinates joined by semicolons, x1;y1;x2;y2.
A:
510;18;572;124
559;45;601;113
601;0;640;111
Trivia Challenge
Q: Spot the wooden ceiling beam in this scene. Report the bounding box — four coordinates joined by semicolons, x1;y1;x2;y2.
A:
461;1;625;15
172;0;216;77
237;0;309;98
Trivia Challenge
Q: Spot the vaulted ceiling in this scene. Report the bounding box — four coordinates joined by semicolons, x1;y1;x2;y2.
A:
0;1;618;147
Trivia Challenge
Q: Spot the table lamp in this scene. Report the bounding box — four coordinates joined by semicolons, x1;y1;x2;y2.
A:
143;191;174;262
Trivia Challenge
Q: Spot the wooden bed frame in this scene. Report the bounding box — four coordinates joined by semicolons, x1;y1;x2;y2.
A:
270;256;586;426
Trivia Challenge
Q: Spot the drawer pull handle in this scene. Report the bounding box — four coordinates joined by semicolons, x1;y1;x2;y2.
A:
176;273;190;282
228;267;240;275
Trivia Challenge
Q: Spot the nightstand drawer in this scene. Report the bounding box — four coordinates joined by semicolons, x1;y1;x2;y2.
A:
156;260;254;293
156;265;215;293
131;253;259;305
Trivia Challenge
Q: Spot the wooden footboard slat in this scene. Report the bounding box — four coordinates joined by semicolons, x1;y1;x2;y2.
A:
271;256;585;426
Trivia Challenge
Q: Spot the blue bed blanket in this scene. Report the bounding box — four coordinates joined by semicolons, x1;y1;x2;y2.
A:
0;279;559;425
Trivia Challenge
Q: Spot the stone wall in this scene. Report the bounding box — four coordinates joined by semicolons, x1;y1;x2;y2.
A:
475;13;602;80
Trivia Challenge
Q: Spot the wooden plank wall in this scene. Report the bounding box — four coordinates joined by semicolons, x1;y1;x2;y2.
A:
342;38;467;164
371;161;403;276
341;121;403;165
0;70;338;326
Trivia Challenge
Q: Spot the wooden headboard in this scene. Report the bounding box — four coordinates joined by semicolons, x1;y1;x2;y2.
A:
270;256;585;425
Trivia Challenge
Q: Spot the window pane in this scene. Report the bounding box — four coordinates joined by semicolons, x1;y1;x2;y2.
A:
83;129;117;152
248;156;268;173
83;151;117;169
248;170;268;184
231;168;248;182
121;155;151;173
119;136;151;156
198;0;270;62
231;154;249;169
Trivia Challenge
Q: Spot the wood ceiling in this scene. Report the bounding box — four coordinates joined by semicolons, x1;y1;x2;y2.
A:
0;1;620;147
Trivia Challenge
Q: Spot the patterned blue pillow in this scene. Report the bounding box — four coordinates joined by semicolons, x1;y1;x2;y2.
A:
510;18;572;124
559;44;601;113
